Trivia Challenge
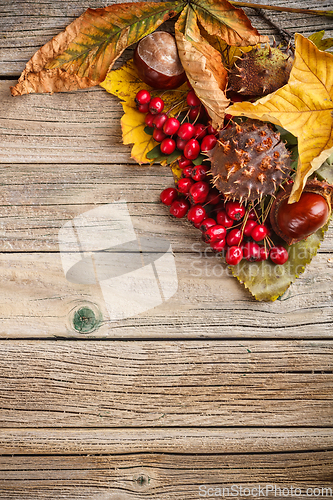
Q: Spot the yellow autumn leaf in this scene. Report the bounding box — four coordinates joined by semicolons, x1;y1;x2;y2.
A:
101;59;150;102
121;102;158;164
227;34;333;203
218;42;253;69
101;60;188;164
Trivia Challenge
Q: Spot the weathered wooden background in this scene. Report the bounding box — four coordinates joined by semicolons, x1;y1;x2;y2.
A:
0;0;333;498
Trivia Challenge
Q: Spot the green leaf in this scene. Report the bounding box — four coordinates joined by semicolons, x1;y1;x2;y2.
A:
144;126;154;135
192;154;206;165
274;125;298;147
166;150;182;165
231;223;330;301
146;145;162;160
316;152;333;183
146;147;181;165
274;125;299;169
308;31;333;51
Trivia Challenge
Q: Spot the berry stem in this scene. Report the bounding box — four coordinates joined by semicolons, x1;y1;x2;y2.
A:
240;208;250;239
181;108;191;124
167;98;187;116
262;195;275;224
265;235;275;249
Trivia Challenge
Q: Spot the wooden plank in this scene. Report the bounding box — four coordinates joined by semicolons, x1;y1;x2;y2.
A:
0;163;332;253
0;0;142;76
0;340;332;427
1;427;333;455
0;452;332;500
1;0;333;76
1;251;333;337
0;81;130;164
0;161;332;338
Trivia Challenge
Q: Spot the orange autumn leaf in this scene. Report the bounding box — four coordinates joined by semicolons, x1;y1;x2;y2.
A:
227;34;333;203
10;2;184;96
192;0;268;47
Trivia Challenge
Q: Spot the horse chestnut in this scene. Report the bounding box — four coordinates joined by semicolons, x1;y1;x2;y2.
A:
133;31;186;89
270;180;333;245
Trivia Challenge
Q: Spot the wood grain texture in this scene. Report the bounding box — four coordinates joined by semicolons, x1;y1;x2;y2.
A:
0;162;332;252
0;341;332;427
0;81;129;164
0;453;332;500
1;250;333;338
1;1;333;496
1;427;333;455
1;0;333;76
0;0;145;76
0;162;332;340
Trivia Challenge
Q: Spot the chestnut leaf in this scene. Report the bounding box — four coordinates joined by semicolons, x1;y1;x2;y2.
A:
175;6;230;129
191;0;268;47
10;1;185;96
230;222;330;302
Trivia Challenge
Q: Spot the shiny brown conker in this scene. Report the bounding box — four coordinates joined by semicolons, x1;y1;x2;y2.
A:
270;180;333;245
133;31;186;90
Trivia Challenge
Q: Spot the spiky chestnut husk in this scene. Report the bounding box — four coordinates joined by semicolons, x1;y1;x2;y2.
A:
208;120;291;203
228;45;294;97
270;179;333;245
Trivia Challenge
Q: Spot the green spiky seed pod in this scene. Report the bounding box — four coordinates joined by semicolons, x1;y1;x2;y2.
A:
228;45;294;97
208;120;291;203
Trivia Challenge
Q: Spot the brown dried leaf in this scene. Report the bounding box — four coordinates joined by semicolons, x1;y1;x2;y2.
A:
175;6;230;128
11;2;184;96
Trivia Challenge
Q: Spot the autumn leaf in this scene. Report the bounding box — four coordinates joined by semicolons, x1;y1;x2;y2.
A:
175;6;230;128
102;60;158;164
101;59;149;103
191;0;268;47
208;38;253;69
121;102;158;164
101;60;187;164
231;221;329;301
227;34;333;203
309;30;333;51
10;2;184;96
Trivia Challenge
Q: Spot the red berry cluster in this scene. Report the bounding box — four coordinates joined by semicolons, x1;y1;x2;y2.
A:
135;88;218;160
160;160;289;266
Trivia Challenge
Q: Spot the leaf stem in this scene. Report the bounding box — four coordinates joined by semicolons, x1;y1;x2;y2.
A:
230;2;333;18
